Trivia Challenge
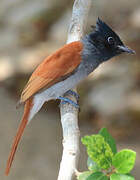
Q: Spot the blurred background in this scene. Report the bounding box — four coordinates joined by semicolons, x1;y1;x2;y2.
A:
0;0;140;179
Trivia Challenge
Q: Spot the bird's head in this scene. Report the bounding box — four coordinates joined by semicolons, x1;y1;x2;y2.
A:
88;18;135;61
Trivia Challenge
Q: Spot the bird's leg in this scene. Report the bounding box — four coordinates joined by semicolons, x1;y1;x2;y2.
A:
64;90;79;102
58;96;79;109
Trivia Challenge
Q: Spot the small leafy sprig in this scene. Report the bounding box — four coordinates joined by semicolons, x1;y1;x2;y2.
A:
77;128;136;180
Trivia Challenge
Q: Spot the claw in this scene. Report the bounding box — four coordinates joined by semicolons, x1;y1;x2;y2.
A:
58;96;79;109
64;90;79;101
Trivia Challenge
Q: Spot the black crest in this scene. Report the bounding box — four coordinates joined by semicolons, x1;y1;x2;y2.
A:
82;18;135;63
93;18;123;45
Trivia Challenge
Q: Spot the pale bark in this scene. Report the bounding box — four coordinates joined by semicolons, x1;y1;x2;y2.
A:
58;0;92;180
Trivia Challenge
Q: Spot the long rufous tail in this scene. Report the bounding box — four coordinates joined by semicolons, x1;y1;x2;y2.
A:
5;98;33;175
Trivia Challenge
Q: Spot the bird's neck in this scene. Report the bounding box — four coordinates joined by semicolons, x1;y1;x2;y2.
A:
81;37;103;74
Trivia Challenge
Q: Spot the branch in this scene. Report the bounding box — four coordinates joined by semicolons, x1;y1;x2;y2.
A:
58;1;92;180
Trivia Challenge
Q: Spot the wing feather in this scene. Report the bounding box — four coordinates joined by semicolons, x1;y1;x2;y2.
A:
20;41;83;103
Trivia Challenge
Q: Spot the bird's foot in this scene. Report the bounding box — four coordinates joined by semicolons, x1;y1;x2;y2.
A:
58;96;79;109
64;90;79;102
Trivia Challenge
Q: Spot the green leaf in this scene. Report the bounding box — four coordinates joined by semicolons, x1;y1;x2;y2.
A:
77;171;93;180
112;149;136;173
87;157;101;171
99;128;117;154
110;173;135;180
82;134;113;169
87;172;108;180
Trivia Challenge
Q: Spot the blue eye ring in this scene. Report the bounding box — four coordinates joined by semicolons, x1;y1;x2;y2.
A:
108;37;115;45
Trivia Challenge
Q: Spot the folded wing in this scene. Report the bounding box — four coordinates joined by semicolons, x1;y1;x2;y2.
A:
20;41;83;103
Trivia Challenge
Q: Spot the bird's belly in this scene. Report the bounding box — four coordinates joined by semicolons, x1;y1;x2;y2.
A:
36;68;87;102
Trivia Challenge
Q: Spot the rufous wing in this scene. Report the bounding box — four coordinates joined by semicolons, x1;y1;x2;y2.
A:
20;41;83;103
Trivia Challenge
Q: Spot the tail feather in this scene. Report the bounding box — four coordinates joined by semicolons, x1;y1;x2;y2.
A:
5;98;33;175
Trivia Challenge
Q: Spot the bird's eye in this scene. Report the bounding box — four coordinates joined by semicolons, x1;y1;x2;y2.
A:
107;37;115;45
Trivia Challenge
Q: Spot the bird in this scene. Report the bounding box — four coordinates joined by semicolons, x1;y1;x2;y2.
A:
5;18;135;175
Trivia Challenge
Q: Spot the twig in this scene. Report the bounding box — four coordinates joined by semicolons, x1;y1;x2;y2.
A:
58;0;91;180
